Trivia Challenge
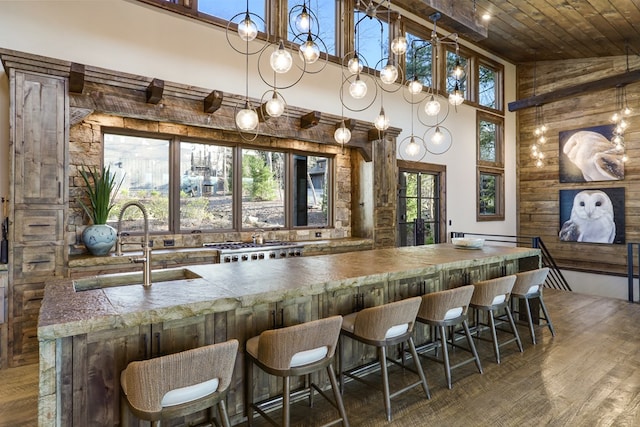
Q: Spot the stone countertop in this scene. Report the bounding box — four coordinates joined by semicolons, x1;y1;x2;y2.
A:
39;244;540;341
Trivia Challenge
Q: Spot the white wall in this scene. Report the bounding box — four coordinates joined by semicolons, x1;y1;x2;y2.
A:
0;0;519;239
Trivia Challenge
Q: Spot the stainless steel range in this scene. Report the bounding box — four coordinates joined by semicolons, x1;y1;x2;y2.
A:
204;241;304;263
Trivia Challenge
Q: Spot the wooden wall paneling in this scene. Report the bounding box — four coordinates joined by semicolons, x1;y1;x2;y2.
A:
517;55;640;275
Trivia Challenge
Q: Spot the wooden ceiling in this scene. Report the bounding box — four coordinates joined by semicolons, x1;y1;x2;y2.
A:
393;0;640;64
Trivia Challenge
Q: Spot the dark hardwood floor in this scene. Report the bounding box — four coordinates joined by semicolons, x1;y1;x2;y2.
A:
2;289;639;427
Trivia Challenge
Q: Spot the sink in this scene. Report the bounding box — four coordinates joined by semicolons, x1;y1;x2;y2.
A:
73;268;202;292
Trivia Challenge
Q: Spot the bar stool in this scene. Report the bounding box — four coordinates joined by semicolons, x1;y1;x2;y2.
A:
416;285;483;389
120;339;239;427
339;297;430;422
245;315;348;427
511;267;556;344
470;275;523;364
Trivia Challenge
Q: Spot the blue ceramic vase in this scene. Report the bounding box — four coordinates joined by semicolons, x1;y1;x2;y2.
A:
82;224;117;256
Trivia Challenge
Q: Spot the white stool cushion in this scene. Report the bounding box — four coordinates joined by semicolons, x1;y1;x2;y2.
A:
161;377;219;407
385;323;409;339
290;346;329;367
526;285;539;295
492;294;506;305
444;307;464;320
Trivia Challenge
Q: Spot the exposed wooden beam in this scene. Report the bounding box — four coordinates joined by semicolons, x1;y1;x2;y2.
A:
300;111;321;129
203;90;223;114
393;0;488;41
146;78;164;104
509;70;640;112
69;63;85;94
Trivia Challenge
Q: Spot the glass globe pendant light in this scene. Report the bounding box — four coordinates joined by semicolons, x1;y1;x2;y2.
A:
407;76;423;95
374;107;390;131
424;95;441;116
294;3;311;33
238;12;258;41
349;74;368;99
348;53;363;75
299;32;320;64
448;82;464;106
265;92;285;118
406;136;420;156
431;126;444;144
380;61;398;84
236;101;259;131
391;35;407;55
334;120;352;144
270;40;293;73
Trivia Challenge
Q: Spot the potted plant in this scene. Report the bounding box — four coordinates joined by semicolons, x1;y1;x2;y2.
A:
79;165;124;256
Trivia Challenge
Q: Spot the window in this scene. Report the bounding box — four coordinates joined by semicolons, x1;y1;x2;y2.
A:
287;0;337;56
104;133;170;232
446;48;468;99
198;0;267;29
476;112;504;220
405;32;433;88
353;9;389;70
103;132;331;234
477;58;503;111
180;142;234;231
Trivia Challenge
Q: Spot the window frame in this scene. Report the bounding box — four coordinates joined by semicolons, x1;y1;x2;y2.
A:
102;128;334;235
475;111;505;221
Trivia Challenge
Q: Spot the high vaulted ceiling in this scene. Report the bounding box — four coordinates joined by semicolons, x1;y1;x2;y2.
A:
394;0;640;64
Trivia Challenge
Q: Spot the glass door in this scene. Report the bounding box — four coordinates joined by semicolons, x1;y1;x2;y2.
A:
398;171;440;246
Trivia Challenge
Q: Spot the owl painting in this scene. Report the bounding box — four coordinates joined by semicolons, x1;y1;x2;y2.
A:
559;190;616;243
562;130;624;182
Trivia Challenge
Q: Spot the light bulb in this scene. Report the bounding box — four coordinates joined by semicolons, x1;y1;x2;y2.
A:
615;142;623;151
535;158;543;168
380;62;398;85
270;41;293;73
531;144;538;152
540;124;548;133
452;60;465;79
612;134;623;144
611;112;620;122
619;119;628;130
538;135;546;144
238;13;258;41
406;136;420;157
448;84;464;106
299;34;320;64
374;108;390;131
538;152;545;160
624;106;632;116
236;103;259;131
334;123;351;144
391;36;408;55
407;77;423;95
265;93;285;117
349;75;367;99
294;5;311;33
424;95;441;116
534;127;541;137
622;154;629;162
432;127;443;144
347;54;363;74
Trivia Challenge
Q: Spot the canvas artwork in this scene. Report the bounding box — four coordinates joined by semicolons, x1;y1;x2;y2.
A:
558;188;625;244
559;124;624;183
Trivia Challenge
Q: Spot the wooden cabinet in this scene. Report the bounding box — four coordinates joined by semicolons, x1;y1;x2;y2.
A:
8;70;68;366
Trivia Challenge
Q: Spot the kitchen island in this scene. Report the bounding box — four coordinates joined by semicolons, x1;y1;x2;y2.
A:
38;244;540;426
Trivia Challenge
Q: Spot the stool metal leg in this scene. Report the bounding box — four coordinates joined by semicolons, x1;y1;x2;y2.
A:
523;297;537;344
488;309;501;363
462;320;483;374
439;325;452;389
539;297;556;337
283;376;291;427
407;337;430;399
505;306;524;353
246;356;254;426
218;399;231;427
326;364;350;427
378;346;392;422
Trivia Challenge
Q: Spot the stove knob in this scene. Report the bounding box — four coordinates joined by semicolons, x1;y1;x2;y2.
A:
295;250;302;256
251;254;258;260
241;254;249;261
280;251;287;258
232;255;239;262
224;256;231;263
258;253;265;259
269;252;277;259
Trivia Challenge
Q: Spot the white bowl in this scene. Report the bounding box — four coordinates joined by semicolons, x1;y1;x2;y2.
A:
452;237;485;249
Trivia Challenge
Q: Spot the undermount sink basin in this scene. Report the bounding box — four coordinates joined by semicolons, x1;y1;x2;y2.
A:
73;268;202;292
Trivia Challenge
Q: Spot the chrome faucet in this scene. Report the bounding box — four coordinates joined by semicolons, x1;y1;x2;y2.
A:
116;201;152;288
